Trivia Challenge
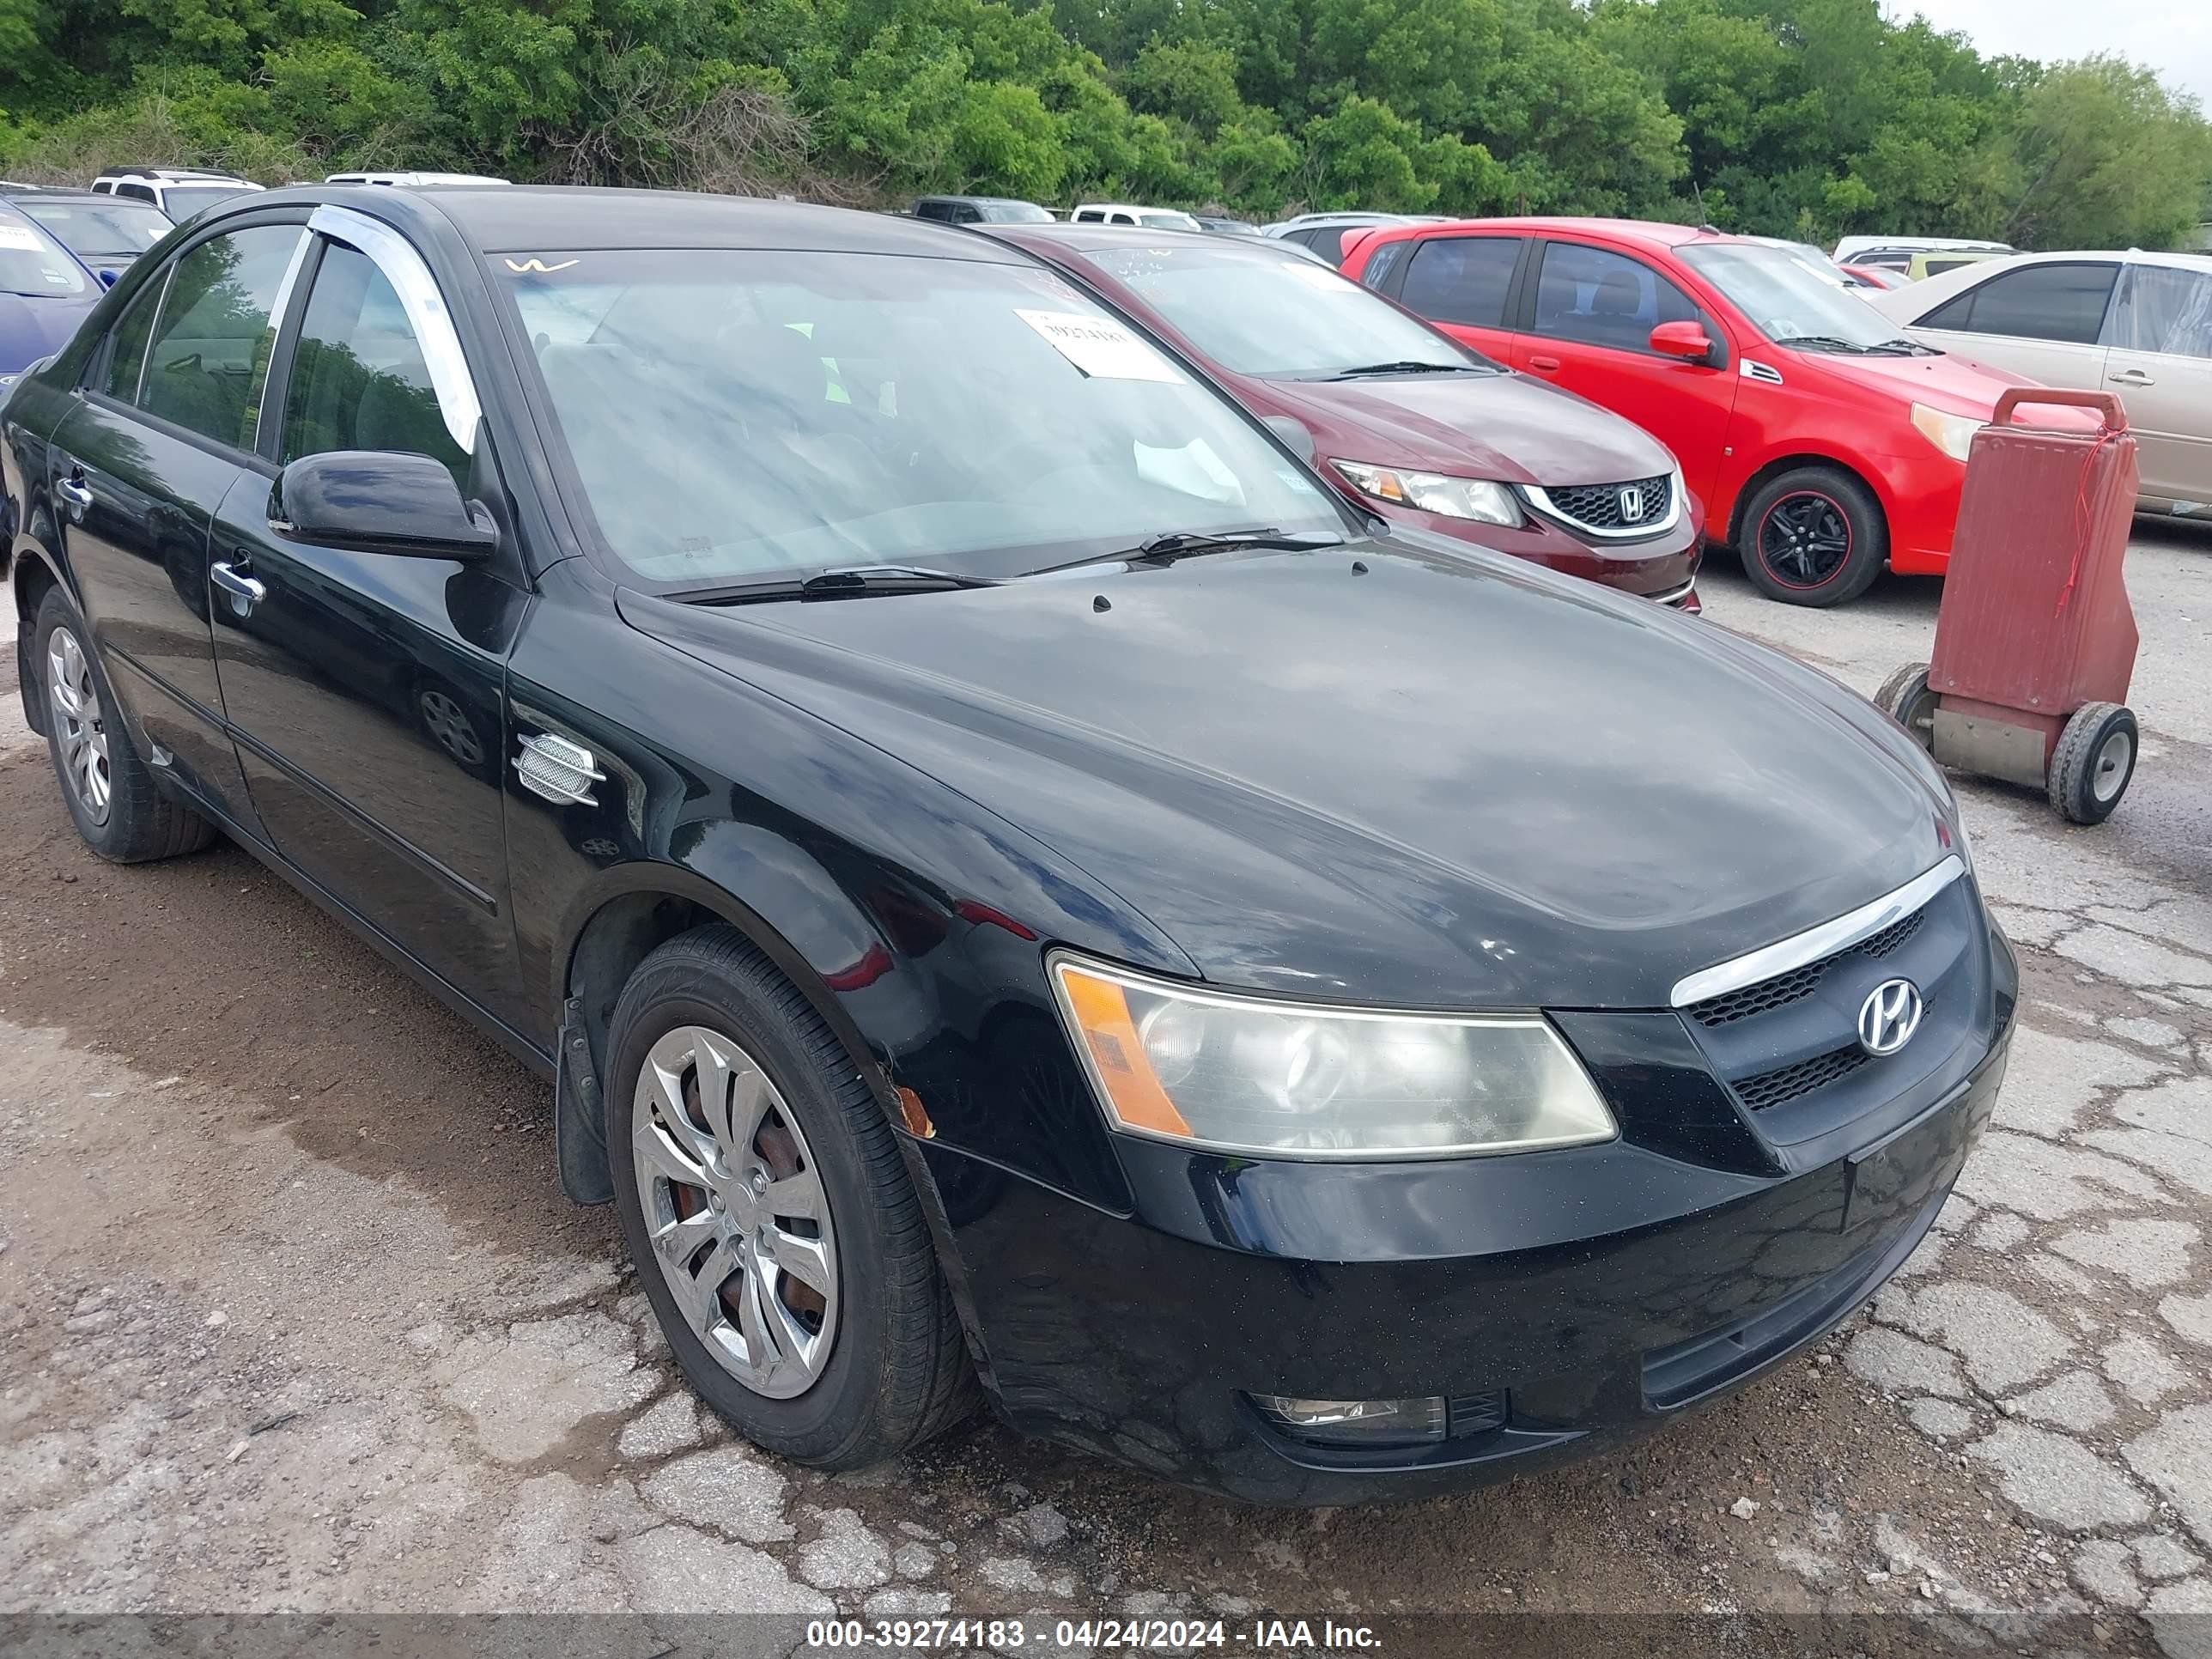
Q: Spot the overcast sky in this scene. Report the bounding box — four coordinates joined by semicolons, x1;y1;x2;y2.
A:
1888;0;2212;107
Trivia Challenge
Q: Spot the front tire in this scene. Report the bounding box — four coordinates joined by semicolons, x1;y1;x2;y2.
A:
606;926;977;1467
34;587;216;862
1739;467;1887;607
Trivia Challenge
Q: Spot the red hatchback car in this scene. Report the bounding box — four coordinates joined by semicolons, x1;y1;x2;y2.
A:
986;222;1703;607
1344;218;2044;606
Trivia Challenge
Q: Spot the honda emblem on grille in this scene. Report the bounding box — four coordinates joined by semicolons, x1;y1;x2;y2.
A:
1618;485;1645;523
1856;978;1923;1056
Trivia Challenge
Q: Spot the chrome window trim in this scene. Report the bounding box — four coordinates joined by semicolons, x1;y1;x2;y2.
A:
249;228;316;452
1669;855;1966;1009
306;204;483;453
1519;471;1685;542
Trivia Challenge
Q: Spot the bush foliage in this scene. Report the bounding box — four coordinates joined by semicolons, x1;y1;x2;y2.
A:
2;0;2206;246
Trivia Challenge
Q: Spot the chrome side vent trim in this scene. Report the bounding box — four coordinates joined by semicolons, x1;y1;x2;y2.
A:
1741;359;1784;386
515;732;605;805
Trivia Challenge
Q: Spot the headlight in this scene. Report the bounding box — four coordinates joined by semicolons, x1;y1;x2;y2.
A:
1049;956;1617;1158
1332;460;1523;526
1911;403;1984;464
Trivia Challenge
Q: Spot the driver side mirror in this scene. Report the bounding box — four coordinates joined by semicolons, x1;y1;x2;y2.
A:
1262;414;1316;463
270;451;498;561
1650;321;1717;365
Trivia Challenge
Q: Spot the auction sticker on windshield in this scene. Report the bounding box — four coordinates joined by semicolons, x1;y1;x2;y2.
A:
0;225;45;252
1016;308;1185;382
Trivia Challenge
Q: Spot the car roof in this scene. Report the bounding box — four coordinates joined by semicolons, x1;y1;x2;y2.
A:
257;184;1041;260
97;165;250;182
984;222;1307;258
1367;216;1752;252
3;188;124;204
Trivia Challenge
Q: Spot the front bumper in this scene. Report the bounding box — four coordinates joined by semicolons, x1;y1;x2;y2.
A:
921;1012;2008;1504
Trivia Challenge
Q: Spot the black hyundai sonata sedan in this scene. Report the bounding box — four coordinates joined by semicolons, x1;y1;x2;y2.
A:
1;185;2014;1503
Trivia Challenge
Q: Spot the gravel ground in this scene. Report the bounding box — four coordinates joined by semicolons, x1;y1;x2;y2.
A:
2;523;2210;1655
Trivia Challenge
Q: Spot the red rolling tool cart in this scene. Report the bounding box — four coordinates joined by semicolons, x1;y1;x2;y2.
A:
1876;389;2142;824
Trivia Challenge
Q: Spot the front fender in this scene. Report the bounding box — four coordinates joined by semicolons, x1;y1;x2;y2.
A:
507;560;1194;1217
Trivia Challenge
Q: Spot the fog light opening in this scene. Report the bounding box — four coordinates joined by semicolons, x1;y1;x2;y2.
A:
1249;1393;1447;1449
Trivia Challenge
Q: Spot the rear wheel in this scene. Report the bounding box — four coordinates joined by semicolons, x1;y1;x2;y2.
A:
1740;467;1886;607
34;587;216;862
606;927;978;1466
2048;702;2136;825
1875;661;1938;751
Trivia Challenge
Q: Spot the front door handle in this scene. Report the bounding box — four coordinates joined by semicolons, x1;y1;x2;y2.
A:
1528;354;1563;371
210;559;267;617
2108;368;2155;387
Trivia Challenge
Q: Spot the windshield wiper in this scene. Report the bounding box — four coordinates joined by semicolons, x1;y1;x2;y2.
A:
1027;527;1344;576
1778;335;1874;355
1866;336;1941;356
679;564;1004;605
1328;360;1480;380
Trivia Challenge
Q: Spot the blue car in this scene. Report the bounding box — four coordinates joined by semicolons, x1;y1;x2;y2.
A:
0;201;102;384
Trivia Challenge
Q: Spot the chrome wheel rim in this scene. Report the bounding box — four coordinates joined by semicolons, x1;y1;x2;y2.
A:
2092;728;2133;805
419;689;483;766
46;628;111;826
632;1025;838;1399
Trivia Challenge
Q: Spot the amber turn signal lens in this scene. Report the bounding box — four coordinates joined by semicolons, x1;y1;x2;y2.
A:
1053;963;1194;1139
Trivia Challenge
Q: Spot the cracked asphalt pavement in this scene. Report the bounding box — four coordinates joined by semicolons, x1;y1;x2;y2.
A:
3;521;2210;1655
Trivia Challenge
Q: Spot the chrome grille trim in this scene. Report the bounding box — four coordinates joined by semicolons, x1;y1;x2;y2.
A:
1521;473;1684;542
1669;856;1966;1009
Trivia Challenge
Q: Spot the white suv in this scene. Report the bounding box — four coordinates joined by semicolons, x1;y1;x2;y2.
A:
88;167;264;222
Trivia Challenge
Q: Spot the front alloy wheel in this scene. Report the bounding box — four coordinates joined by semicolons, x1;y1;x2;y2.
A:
47;627;112;825
1758;492;1851;589
631;1024;839;1399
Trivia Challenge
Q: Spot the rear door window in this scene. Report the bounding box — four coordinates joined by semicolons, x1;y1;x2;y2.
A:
2107;264;2212;359
1398;236;1522;327
1532;241;1700;353
137;224;303;450
1915;262;2118;344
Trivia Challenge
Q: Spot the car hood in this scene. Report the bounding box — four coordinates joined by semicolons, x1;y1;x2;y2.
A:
0;290;98;375
1805;348;2039;419
1260;369;1675;486
621;542;1954;1009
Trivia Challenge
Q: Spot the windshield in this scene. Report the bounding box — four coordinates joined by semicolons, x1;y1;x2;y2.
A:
1680;242;1904;350
161;185;254;221
501;249;1342;587
981;202;1054;224
1136;212;1197;232
19;198;169;255
0;216;88;296
1084;242;1488;378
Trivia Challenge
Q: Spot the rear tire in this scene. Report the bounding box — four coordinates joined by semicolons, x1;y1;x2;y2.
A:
2048;702;2136;825
1875;661;1937;751
606;926;978;1467
34;587;216;863
1739;466;1886;607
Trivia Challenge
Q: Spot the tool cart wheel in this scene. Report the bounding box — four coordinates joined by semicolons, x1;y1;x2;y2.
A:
1875;662;1937;751
2048;702;2137;825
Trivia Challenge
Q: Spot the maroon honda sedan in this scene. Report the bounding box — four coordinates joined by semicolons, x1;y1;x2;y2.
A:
983;222;1703;608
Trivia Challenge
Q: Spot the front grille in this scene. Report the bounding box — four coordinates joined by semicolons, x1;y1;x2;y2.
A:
1687;963;1824;1027
1536;473;1674;535
1735;1043;1869;1110
1687;902;1930;1028
1862;910;1923;958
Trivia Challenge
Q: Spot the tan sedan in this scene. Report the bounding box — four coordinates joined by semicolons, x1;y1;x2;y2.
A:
1872;249;2212;516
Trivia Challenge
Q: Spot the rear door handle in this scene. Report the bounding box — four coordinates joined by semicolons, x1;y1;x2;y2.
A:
1529;355;1563;371
2108;369;2155;386
210;559;267;617
54;475;94;514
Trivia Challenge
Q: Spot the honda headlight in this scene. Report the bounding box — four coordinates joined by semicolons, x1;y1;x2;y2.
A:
1911;403;1984;464
1332;460;1523;526
1050;957;1616;1158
